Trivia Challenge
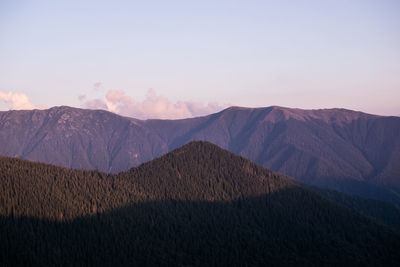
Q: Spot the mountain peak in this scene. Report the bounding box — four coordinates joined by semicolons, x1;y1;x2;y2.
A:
172;140;227;153
129;140;290;200
219;105;378;124
49;105;76;111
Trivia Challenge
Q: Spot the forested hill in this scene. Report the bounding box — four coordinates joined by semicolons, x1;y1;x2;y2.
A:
1;141;400;266
0;141;292;219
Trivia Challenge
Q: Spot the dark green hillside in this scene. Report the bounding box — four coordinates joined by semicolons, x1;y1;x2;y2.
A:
1;141;399;266
0;141;289;220
310;186;400;229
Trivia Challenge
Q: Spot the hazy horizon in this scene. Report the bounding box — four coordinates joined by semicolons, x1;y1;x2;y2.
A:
1;0;399;118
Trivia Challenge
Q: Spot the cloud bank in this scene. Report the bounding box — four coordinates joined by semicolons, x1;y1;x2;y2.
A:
81;89;227;119
0;91;41;110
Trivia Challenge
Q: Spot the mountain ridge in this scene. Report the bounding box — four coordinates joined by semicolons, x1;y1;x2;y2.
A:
1;105;399;203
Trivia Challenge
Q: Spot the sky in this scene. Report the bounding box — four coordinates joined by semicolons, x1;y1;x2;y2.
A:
1;0;399;118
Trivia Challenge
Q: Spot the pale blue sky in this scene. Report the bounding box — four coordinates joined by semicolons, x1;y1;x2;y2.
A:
1;0;399;116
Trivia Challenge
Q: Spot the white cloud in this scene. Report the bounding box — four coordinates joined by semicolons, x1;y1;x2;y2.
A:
80;89;227;119
0;90;42;110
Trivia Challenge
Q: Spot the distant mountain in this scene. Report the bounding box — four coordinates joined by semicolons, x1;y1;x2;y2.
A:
1;105;399;203
0;106;165;172
1;141;399;266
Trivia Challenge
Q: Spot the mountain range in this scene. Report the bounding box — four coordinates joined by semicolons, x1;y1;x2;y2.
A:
1;105;399;203
1;141;399;266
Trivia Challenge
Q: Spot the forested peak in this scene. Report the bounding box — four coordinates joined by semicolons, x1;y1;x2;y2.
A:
123;141;293;202
134;140;271;178
153;140;252;161
0;141;293;220
168;140;242;158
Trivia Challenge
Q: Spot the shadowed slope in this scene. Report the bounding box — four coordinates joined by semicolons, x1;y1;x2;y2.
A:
1;141;400;266
2;194;400;267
